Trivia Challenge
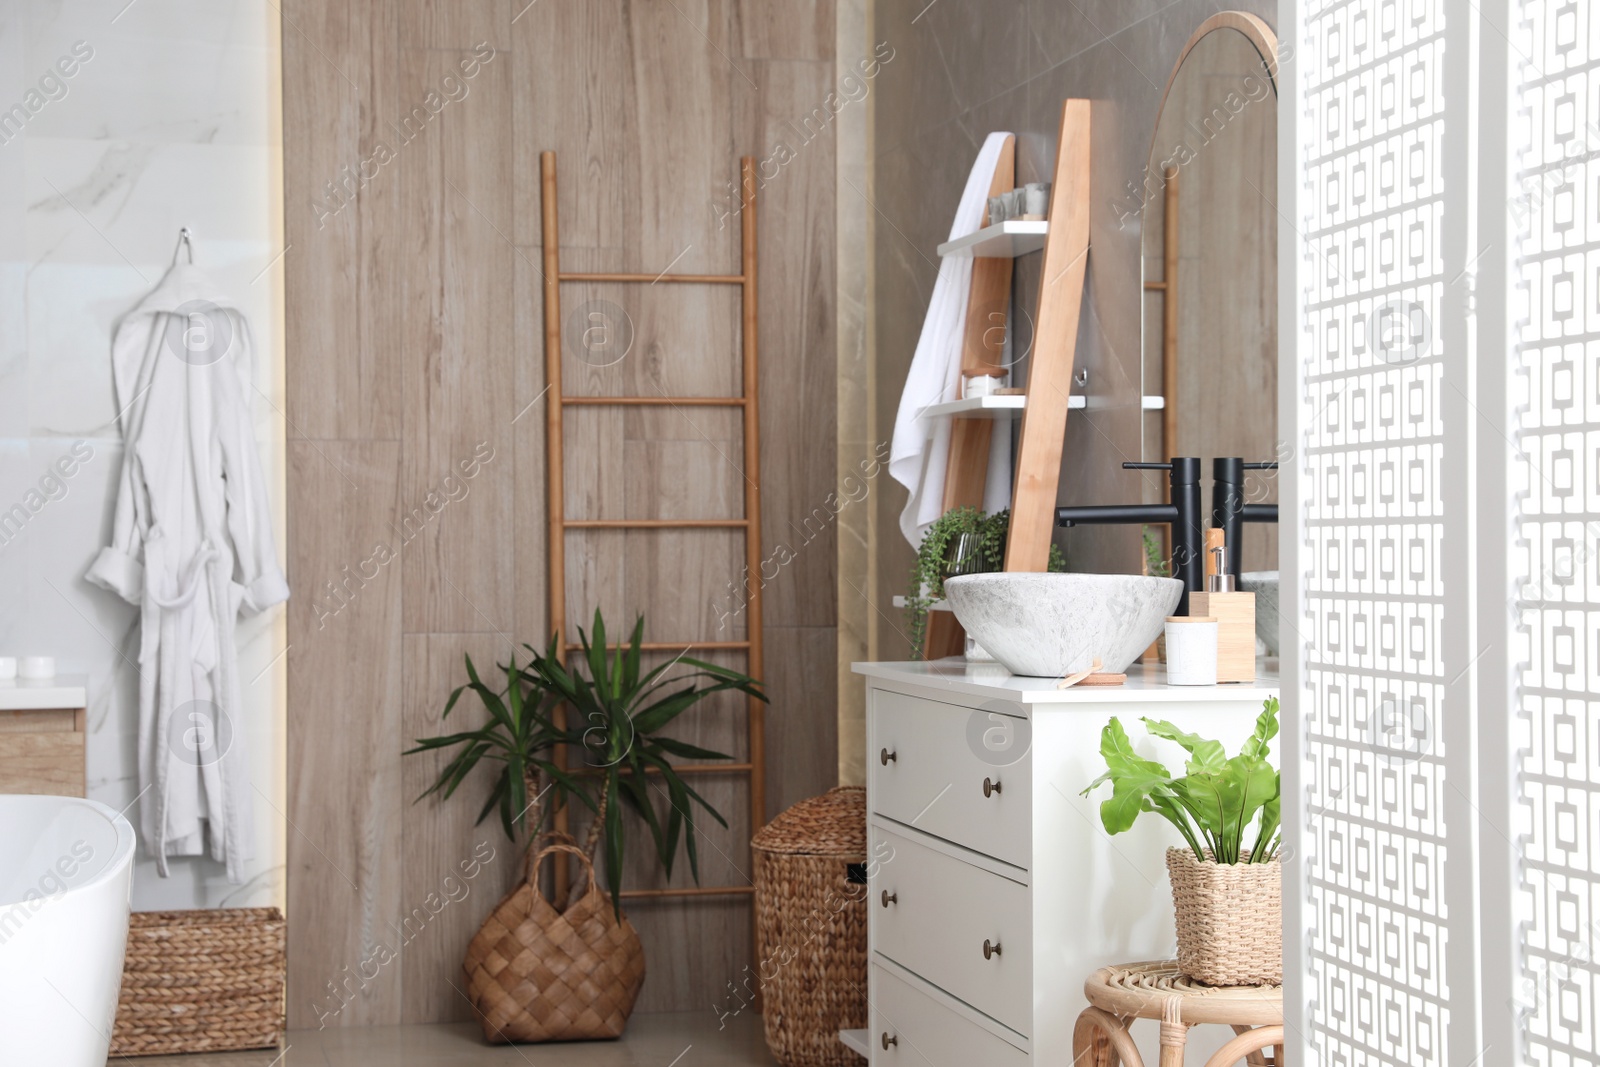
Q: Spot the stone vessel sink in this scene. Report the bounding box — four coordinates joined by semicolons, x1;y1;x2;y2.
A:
1239;571;1279;656
943;572;1184;678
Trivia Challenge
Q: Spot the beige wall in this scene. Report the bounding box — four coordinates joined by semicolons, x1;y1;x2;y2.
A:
281;0;839;1027
835;0;876;784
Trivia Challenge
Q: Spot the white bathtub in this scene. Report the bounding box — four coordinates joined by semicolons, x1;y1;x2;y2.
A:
0;795;137;1065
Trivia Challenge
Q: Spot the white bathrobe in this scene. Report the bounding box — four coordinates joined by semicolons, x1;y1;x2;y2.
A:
87;262;288;883
890;132;1016;547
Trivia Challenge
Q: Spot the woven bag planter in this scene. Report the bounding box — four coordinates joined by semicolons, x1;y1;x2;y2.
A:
463;834;645;1043
110;907;285;1056
751;786;868;1067
1167;848;1282;986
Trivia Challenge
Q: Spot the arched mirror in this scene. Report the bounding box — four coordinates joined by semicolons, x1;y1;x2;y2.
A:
1140;13;1280;592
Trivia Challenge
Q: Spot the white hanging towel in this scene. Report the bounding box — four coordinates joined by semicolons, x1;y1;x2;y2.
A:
87;260;288;884
889;132;1016;547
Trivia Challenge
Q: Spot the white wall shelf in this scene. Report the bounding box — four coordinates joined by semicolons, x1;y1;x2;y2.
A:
892;595;951;613
921;394;1165;420
920;395;1027;419
937;220;1048;258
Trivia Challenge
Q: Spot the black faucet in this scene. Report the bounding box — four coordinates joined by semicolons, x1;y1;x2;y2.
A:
1210;457;1278;580
1056;458;1205;614
1054;456;1280;616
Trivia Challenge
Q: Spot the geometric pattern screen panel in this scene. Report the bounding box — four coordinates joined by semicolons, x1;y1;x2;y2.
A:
1298;1;1449;1063
1513;4;1600;1064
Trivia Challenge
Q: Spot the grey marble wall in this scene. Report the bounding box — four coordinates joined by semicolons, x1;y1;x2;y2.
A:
865;0;1277;659
0;0;285;911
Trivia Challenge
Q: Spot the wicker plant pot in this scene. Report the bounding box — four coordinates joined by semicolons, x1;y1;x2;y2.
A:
110;907;286;1056
1166;848;1282;986
751;787;868;1067
462;834;645;1043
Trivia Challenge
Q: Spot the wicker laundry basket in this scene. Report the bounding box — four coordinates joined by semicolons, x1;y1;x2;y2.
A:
111;907;286;1056
752;787;868;1066
1167;849;1282;986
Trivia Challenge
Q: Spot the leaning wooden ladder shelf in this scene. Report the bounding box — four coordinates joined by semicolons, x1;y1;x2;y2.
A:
920;100;1093;657
540;151;765;906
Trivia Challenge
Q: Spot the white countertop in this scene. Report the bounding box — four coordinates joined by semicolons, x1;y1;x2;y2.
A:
852;659;1279;706
0;675;89;711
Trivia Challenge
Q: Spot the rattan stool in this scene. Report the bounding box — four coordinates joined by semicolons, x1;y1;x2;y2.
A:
1072;960;1283;1067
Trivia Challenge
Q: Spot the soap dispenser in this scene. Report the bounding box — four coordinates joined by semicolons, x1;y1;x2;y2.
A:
1187;529;1256;683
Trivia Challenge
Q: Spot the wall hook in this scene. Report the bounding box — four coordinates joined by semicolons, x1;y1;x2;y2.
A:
172;226;194;266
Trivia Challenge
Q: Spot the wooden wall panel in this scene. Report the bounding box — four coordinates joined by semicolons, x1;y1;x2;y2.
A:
284;441;403;1028
735;55;840;629
283;0;839;1024
402;48;517;634
282;2;381;441
512;2;635;248
400;633;524;1023
626;0;741;276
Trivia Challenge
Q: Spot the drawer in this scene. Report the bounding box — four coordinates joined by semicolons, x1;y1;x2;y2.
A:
870;960;1027;1067
869;823;1031;1036
0;732;84;795
870;689;1030;867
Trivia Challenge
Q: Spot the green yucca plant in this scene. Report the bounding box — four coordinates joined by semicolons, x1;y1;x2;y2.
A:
405;610;767;915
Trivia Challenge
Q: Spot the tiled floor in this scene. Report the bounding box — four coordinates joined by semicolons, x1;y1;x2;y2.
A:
125;1011;783;1066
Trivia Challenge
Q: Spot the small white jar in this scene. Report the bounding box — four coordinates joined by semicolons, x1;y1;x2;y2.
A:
1164;616;1218;685
962;372;1007;399
18;656;55;680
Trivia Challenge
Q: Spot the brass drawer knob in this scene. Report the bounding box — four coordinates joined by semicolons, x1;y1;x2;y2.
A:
983;938;1002;960
882;1032;898;1050
880;748;897;766
881;890;897;908
983;776;1002;797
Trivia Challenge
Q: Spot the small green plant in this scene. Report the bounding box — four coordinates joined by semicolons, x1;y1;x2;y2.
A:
1081;697;1281;864
905;507;1066;656
1142;524;1169;577
406;610;767;915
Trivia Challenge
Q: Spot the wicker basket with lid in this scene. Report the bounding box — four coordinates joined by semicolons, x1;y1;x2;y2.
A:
751;786;868;1066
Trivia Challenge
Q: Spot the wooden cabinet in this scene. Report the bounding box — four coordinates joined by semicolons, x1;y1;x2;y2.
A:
855;659;1279;1066
0;678;88;796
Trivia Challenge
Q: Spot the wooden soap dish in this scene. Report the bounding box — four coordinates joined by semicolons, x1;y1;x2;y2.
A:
1057;658;1127;689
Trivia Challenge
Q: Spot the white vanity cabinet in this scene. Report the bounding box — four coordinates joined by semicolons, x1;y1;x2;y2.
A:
853;660;1280;1066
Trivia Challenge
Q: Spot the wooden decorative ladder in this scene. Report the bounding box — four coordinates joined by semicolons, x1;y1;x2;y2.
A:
540;151;765;907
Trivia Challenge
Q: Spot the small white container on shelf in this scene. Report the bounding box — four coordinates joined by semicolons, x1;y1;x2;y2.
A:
18;656;55;681
1164;616;1218;685
961;372;1007;399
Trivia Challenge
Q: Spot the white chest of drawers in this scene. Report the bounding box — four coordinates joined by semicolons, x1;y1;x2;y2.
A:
852;659;1280;1066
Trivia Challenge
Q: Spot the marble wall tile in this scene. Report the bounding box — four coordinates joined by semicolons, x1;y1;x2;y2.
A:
0;0;285;913
871;1;962;155
913;0;1032;118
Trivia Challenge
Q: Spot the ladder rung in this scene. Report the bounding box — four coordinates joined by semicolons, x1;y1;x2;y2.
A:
565;519;748;529
560;271;745;285
563;396;747;407
572;762;755;778
620;885;755;900
564;641;751;651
